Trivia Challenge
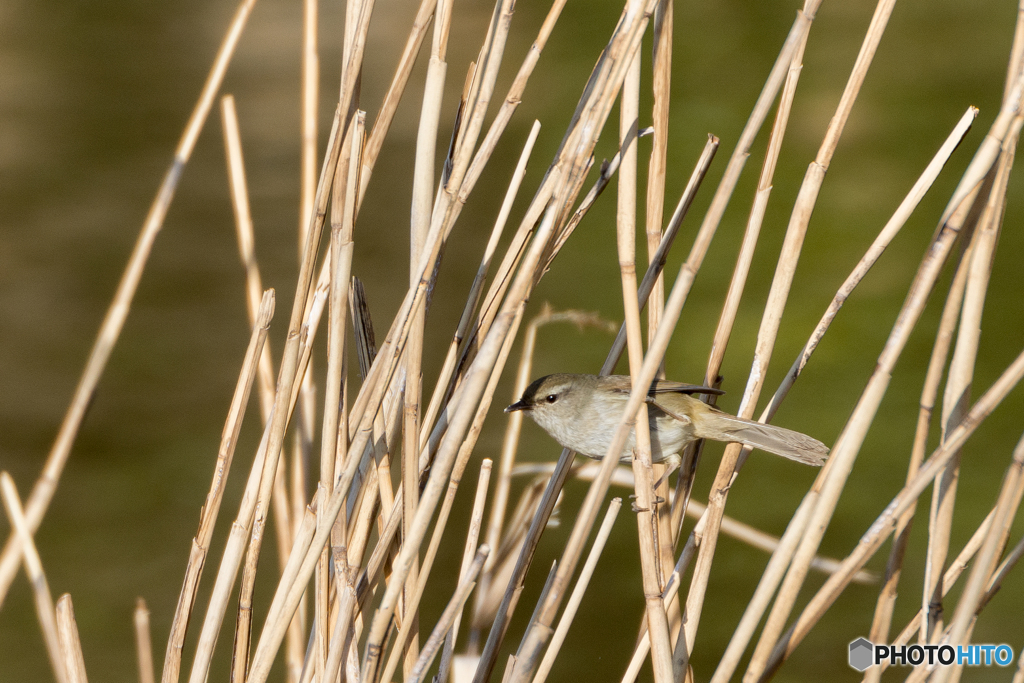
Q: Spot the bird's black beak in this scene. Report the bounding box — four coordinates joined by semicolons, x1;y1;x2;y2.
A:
505;399;530;413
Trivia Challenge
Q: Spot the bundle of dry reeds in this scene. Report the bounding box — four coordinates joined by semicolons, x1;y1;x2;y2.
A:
3;0;1024;682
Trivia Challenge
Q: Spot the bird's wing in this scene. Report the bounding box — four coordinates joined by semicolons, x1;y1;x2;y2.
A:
600;375;724;396
648;379;724;396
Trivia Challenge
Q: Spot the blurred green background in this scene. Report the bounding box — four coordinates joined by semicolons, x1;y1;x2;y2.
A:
2;0;1024;681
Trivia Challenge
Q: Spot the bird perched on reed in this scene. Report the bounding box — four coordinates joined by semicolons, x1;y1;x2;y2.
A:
506;373;829;468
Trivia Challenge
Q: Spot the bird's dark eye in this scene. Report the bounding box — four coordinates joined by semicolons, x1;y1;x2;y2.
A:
545;394;558;403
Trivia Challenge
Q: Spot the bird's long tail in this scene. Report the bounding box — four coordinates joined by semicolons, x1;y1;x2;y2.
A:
694;410;829;466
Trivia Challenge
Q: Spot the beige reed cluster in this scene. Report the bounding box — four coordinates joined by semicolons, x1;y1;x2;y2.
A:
4;1;1024;683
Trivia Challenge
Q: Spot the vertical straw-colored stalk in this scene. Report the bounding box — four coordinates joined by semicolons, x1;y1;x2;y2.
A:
134;598;154;683
220;96;295;640
533;498;622;683
404;1;455;673
617;43;675;683
358;0;437;203
314;107;359;682
0;473;69;683
644;0;678;626
923;56;1023;644
287;2;321;678
934;434;1024;683
0;0;261;608
698;0;897;672
55;595;88;683
662;3;818;544
322;107;365;683
862;242;972;683
644;0;671;345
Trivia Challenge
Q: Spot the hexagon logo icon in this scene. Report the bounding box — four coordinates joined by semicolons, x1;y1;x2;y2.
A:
849;638;874;672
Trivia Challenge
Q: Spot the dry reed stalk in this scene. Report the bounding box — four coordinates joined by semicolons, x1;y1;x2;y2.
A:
903;528;1024;683
55;595;88;683
673;28;809;616
924;68;1021;645
646;5;677;624
478;121;718;683
221;96;297;651
408;546;491;683
314;108;361;683
932;434;1024;683
301;8;623;677
438;459;495;682
645;0;672;345
701;11;806;398
420;121;542;450
383;459;492;683
622;515;706;683
287;5;323;671
226;104;358;682
871;504;1023;678
879;508;996;666
0;0;261;609
300;0;318;250
477;3;672;678
676;69;810;546
357;0;434;203
221;94;278;422
157;290;273;683
758;345;1024;678
0;473;69;683
616;43;675;683
978;531;1024;613
657;7;816;550
763;106;977;421
470;478;550;637
465;127;627;396
422;0;515;250
933;438;1024;683
320;563;358;683
479;306;616;598
610;135;719;383
377;451;489;683
245;117;542;683
401;2;457;672
749;73;1024;678
711;105;977;683
511;462;876;585
687;1;893;674
533;498;622;683
133;598;154;683
184;101;346;683
862;240;974;683
359;306;522;682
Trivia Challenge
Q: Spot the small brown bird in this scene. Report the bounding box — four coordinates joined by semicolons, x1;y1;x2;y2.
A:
505;373;829;468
